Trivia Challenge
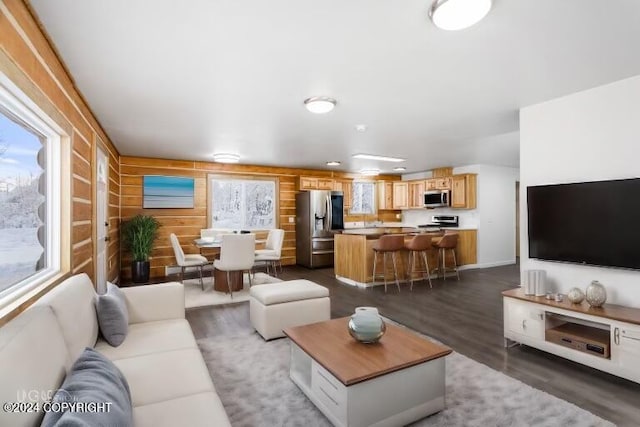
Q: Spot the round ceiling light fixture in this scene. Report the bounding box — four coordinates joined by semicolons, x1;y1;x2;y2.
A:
393;167;407;172
429;0;492;31
212;153;240;163
326;161;341;167
304;96;337;114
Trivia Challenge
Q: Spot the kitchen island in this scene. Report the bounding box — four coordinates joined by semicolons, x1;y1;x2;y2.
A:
334;228;477;287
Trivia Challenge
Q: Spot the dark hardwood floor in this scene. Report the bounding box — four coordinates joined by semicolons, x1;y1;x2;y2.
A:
186;264;640;426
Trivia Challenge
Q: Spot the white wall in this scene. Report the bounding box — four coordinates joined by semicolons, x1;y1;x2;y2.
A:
520;74;640;307
403;164;520;268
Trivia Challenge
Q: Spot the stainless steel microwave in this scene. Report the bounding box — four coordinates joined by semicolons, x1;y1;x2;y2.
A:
424;190;450;208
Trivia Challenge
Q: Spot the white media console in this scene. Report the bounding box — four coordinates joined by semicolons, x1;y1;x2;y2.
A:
503;289;640;384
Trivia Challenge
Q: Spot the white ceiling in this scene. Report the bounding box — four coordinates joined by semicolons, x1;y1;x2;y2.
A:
29;0;640;174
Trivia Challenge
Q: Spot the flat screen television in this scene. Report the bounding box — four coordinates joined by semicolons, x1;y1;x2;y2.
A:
527;178;640;270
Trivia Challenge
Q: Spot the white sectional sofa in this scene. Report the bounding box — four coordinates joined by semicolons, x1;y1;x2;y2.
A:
0;273;230;427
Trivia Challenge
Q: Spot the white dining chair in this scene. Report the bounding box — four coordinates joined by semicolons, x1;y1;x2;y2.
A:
214;233;256;298
255;229;285;277
170;233;211;290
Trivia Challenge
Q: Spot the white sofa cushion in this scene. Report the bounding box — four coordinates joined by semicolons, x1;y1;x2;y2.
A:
250;279;329;305
0;306;69;427
35;273;98;367
120;282;185;324
113;348;215;407
133;392;231;427
95;319;197;361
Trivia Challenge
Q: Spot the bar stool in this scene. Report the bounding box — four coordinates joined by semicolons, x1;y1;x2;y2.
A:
405;234;433;290
432;232;460;281
372;234;405;292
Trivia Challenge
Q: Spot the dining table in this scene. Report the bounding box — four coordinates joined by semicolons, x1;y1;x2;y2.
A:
192;236;267;293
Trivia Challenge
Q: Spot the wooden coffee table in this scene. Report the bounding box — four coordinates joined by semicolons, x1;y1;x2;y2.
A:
284;317;452;427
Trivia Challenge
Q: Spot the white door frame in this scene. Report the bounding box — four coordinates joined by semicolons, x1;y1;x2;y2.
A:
95;146;108;293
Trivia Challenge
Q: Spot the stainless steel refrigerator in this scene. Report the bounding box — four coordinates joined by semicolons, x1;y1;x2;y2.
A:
296;190;344;268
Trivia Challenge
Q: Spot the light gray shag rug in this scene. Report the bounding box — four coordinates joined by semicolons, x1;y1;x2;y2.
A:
197;321;615;427
182;273;282;309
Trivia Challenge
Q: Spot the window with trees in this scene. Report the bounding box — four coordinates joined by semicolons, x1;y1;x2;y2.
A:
350;181;376;214
208;175;278;230
0;79;63;301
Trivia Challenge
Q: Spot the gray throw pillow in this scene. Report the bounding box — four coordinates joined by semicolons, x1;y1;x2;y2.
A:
95;282;129;346
40;347;132;427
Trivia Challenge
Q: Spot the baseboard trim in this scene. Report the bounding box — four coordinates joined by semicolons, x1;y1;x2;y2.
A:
462;260;516;270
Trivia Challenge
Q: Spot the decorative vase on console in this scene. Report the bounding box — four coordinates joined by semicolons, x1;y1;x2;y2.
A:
348;307;386;344
567;287;585;304
585;280;607;307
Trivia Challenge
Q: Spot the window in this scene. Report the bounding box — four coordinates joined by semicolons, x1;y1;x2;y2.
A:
351;181;376;214
208;175;277;230
0;77;63;301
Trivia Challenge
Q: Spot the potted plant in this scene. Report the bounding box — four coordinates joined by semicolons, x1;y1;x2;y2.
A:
122;214;160;283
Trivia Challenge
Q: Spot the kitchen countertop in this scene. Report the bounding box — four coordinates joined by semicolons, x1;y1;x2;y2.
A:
342;227;420;235
340;228;446;239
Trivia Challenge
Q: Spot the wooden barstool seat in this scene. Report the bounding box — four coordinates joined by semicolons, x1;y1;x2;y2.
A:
372;234;405;292
432;232;460;281
405;234;433;290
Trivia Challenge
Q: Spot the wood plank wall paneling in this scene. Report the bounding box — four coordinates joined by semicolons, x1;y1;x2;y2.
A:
0;0;121;326
119;156;401;280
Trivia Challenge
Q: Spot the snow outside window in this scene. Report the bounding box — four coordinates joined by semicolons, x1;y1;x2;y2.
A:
351;181;376;214
0;79;62;301
209;176;277;230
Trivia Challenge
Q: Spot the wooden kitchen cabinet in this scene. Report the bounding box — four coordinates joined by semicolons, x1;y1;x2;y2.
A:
298;176;334;191
408;180;425;208
334;180;352;208
451;174;477;209
377;181;394;210
317;178;334;190
425;177;451;191
392;182;409;209
298;177;318;190
434;177;451;190
455;229;477;265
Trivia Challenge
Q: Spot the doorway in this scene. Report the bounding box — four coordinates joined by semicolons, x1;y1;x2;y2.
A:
515;181;520;259
95;146;108;293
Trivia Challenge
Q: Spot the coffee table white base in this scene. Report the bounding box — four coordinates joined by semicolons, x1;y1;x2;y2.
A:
289;342;446;427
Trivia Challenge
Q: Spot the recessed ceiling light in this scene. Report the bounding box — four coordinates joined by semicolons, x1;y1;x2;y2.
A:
212;153;240;163
359;168;380;176
326;161;341;166
352;153;406;163
393;167;407;172
429;0;492;31
355;124;368;132
304;96;336;114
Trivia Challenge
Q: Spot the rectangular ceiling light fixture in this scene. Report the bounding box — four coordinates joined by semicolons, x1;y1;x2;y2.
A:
352;153;406;162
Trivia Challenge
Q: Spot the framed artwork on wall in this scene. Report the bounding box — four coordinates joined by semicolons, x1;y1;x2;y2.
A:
143;175;195;208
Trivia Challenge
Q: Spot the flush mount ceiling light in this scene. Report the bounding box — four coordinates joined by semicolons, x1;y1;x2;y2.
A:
359;168;380;176
355;124;368;132
326;161;341;166
393;167;407;172
212;153;240;163
304;96;336;114
352;153;406;163
429;0;492;31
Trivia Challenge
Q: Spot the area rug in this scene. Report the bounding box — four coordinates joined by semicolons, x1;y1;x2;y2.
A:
196;321;615;427
183;273;282;309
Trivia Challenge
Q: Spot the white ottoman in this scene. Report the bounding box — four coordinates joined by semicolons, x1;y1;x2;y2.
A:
249;280;330;340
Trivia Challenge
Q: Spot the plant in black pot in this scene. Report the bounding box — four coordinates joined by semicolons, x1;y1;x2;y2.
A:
122;214;160;283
